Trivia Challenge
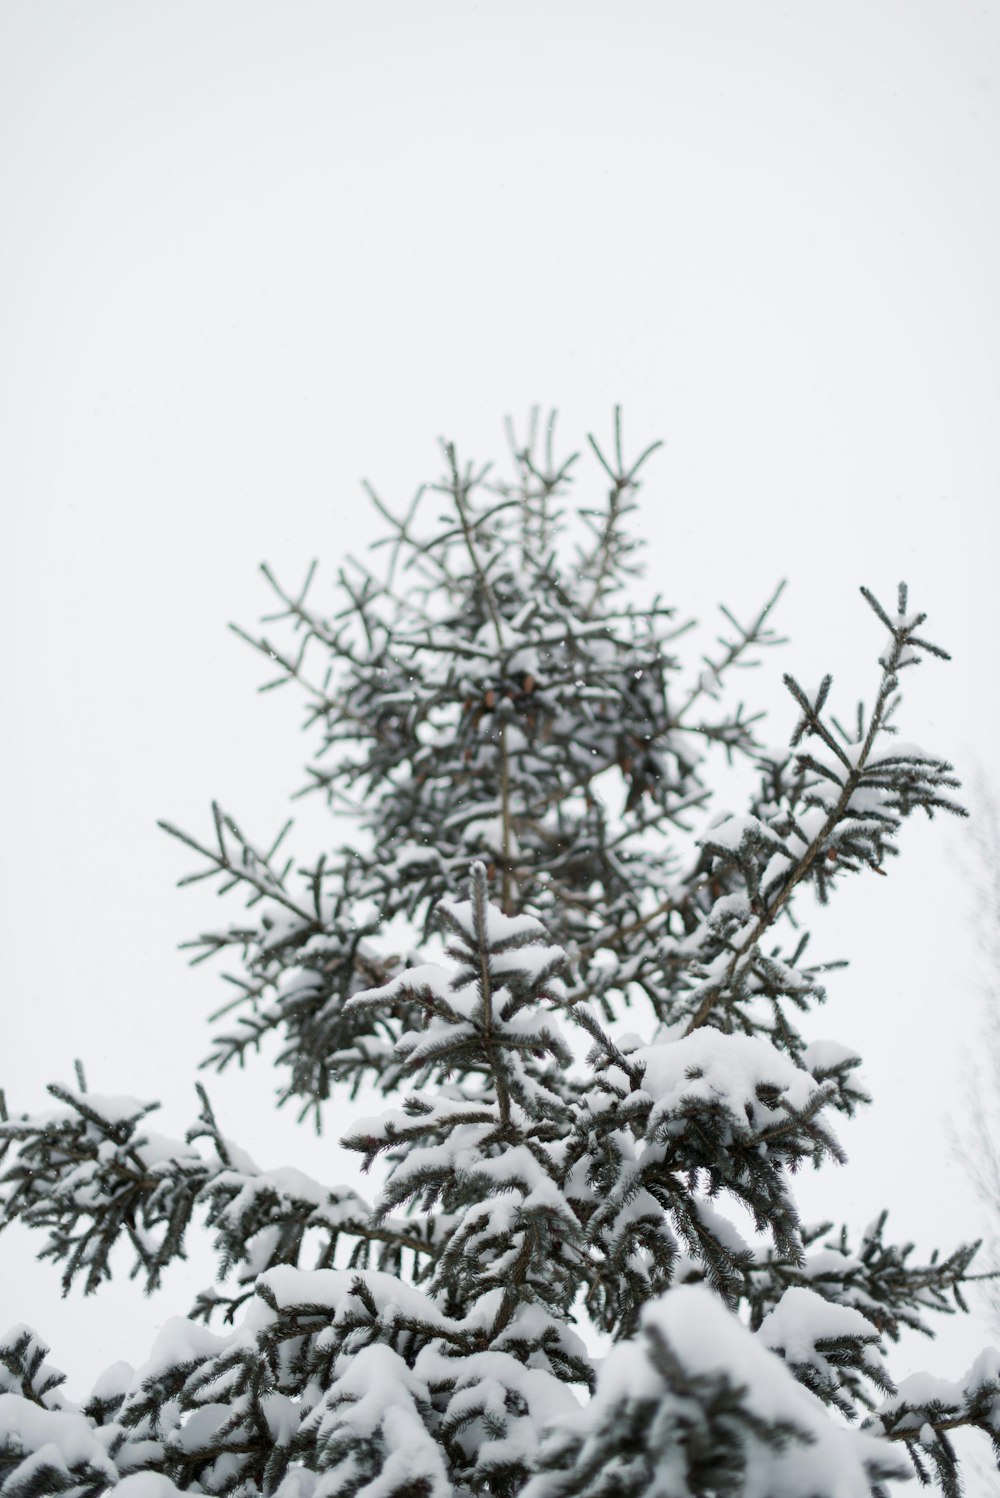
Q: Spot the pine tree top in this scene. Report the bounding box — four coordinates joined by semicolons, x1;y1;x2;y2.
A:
0;412;993;1498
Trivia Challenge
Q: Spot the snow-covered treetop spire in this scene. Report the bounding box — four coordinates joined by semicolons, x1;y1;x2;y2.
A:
149;412;961;1132
158;410;794;1121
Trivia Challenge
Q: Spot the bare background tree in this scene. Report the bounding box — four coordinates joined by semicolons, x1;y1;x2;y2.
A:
956;778;1000;1334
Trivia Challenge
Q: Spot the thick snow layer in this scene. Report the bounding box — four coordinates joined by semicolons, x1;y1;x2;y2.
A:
803;1039;862;1074
525;1287;909;1498
880;1346;1000;1429
87;1358;135;1404
52;1087;154;1126
703;814;786;856
116;1476;185;1496
122;1318;228;1392
303;1343;452;1498
349;961;456;1011
212;1165;368;1222
440;896;547;946
758;1286;878;1364
243;1265;456;1339
633;1027;823;1129
0;1324;67;1406
0;1392;118;1482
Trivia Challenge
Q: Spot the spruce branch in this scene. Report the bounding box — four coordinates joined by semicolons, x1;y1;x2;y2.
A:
684;584;965;1035
158;803;318;926
671;580;787;732
581;406;662;614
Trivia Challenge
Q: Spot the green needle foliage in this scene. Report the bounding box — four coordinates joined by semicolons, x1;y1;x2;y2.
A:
1;412;996;1496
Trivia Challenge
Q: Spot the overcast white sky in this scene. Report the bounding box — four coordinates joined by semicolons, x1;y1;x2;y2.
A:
1;0;999;1481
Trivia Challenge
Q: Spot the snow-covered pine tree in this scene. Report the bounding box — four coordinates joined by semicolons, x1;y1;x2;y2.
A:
2;411;998;1497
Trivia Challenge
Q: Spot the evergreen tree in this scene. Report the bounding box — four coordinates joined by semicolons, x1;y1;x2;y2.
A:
2;411;997;1496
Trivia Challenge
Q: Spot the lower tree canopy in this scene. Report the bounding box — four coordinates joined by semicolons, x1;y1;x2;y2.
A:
1;412;994;1497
